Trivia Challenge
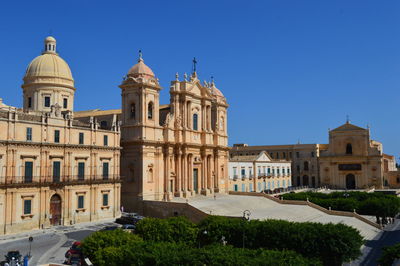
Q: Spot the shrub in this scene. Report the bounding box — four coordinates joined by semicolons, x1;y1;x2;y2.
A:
135;216;198;245
81;229;142;265
281;191;400;218
378;243;400;266
198;216;363;266
85;239;320;266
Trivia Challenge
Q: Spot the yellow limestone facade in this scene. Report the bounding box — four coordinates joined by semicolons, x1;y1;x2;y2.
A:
230;121;397;190
0;37;121;235
319;122;396;189
119;55;229;210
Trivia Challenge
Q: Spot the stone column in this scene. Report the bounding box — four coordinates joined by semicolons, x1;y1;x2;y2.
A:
214;151;219;191
163;147;170;200
181;153;187;197
175;149;182;197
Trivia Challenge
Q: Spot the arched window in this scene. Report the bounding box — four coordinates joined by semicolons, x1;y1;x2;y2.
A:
304;161;309;171
193;113;198;130
148;102;153;120
130;103;136;119
346;143;352;155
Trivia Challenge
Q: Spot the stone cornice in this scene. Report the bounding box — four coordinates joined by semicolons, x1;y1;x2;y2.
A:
0;140;121;151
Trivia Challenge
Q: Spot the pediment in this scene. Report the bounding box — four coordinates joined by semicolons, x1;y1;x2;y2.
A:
186;81;213;98
255;151;272;162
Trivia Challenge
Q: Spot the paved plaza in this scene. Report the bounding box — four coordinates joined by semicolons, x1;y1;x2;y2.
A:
176;194;381;240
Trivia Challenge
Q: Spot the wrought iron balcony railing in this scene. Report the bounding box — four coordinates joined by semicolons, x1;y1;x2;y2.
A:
0;175;121;188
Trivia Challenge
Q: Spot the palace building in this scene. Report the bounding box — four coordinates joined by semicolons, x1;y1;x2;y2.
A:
228;151;292;193
0;37;121;235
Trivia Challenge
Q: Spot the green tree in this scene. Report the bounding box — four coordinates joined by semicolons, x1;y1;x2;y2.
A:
378;243;400;266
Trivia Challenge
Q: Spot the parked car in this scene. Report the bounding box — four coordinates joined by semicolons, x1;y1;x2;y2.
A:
122;224;136;232
64;242;83;265
116;213;145;225
5;250;22;266
100;225;120;231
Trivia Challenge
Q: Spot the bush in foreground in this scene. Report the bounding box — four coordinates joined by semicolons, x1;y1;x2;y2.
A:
82;230;321;266
198;216;363;266
378;243;400;266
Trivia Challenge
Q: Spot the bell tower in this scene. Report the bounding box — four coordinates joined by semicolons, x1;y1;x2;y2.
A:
120;52;164;208
120;51;162;141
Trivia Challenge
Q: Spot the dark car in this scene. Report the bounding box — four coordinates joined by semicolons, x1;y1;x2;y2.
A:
5;250;22;264
100;225;120;231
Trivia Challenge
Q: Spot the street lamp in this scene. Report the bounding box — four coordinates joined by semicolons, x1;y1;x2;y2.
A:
28;236;33;258
199;230;208;248
242;210;251;249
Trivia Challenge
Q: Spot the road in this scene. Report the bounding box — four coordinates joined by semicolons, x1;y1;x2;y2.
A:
360;219;400;266
0;220;116;265
346;218;400;266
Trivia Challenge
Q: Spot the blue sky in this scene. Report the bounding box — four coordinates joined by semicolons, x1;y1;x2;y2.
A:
0;1;399;160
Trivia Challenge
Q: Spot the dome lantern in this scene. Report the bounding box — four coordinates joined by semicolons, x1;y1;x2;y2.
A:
43;36;57;54
22;36;75;113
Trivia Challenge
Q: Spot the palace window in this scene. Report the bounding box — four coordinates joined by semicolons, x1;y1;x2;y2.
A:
77;195;84;209
193;113;198;130
104;135;108;146
63;98;68;109
304;161;309;171
241;168;245;177
44;96;51;107
148;102;153;120
103;162;109;179
296;152;300;158
24;161;33;183
26;127;32;141
79;132;84;144
24;199;32;215
28;97;32;108
53;161;61;183
78;162;85;180
102;194;109;206
346;143;353;155
54;130;60;143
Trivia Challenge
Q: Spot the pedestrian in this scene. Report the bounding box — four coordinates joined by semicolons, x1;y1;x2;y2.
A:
120;205;124;213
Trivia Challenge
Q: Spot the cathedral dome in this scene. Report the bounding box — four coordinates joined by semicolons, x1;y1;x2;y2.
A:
24;36;73;82
127;51;155;77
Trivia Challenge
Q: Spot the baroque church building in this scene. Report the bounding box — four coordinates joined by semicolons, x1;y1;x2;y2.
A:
119;55;229;209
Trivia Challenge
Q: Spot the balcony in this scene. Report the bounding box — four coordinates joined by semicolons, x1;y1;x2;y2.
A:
0;175;121;188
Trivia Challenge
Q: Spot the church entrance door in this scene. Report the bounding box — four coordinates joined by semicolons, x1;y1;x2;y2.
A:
303;175;309;186
193;169;199;193
346;174;356;189
50;194;62;226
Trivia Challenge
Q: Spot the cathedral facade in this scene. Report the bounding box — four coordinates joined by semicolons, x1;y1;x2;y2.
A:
119;55;229;209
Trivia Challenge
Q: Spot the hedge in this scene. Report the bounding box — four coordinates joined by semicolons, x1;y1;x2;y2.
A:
198;216;363;266
133;216;362;265
281;191;400;218
82;230;321;266
135;216;198;245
